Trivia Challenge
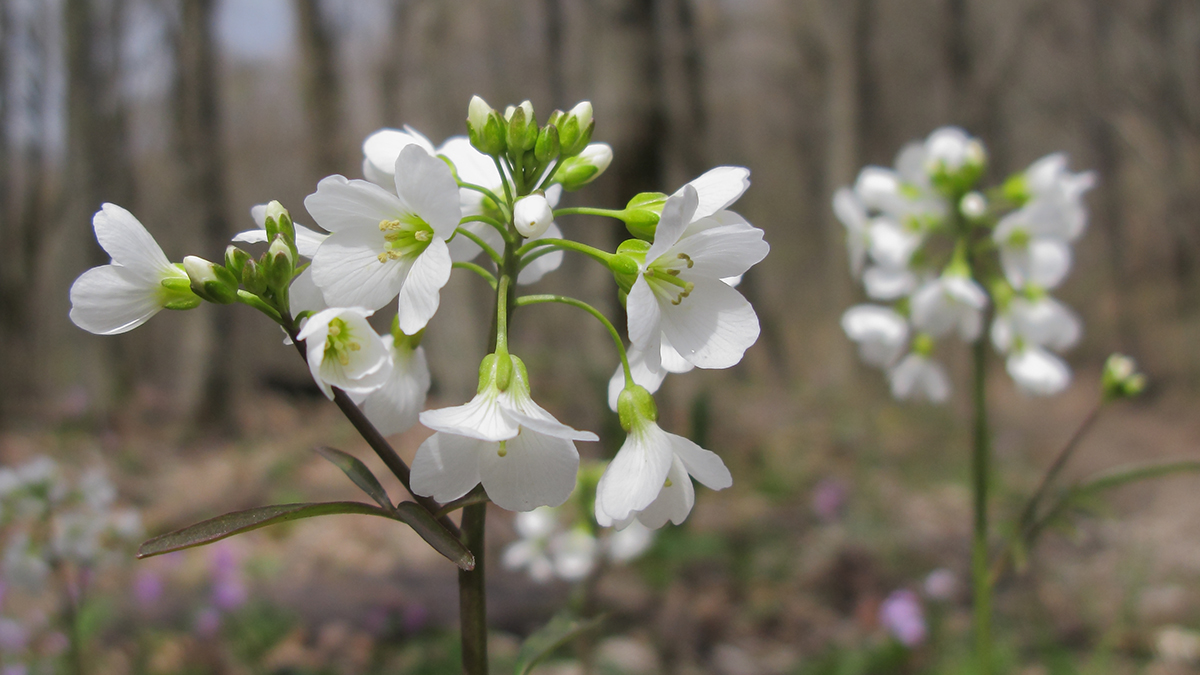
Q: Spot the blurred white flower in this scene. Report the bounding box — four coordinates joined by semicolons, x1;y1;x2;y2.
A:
910;273;988;341
889;352;950;403
842;305;909;369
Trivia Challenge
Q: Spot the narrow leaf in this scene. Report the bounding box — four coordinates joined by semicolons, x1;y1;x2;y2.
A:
137;502;393;559
315;446;394;511
514;612;605;675
395;502;476;571
1070;459;1200;498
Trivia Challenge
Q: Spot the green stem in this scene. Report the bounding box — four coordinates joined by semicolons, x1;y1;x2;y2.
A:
515;238;615;267
552;206;627;221
970;330;993;675
533;158;561;192
1017;401;1104;537
460;214;513;244
453;261;498;287
284;320;460;538
516;294;632;384
454;227;504;265
235;289;283;324
493;156;514;206
458;502;489;674
458;181;507;215
495;274;511;353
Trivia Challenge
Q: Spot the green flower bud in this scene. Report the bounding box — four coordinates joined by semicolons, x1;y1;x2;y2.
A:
264;200;295;247
466;95;507;156
241;258;267;295
554;143;612;191
264;234;296;290
161;272;203;310
225;245;251;282
612;238;650;292
558;101;594;157
1102;353;1146;401
617;384;658;433
183;255;239;304
535;124;560;163
622;192;668;240
1002;173;1030;207
505;100;538;153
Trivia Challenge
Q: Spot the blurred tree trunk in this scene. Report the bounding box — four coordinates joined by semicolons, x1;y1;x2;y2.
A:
378;0;408;126
173;0;236;433
295;0;346;177
544;0;565;107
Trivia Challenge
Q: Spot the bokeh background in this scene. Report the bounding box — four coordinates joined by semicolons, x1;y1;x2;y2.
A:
1;0;1200;672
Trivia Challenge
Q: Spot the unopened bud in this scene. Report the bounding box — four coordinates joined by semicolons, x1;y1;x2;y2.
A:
534;124;560;163
1102;353;1146;401
622;192;668;240
264;200;295;245
466;95;507;156
558;101;594;156
225;245;251;281
241;258;266;295
505;100;538;153
264;234;296;290
960;191;987;220
554;143;612;191
514;193;554;238
183;256;239;304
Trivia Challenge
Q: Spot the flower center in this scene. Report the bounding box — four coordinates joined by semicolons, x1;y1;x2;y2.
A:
377;217;435;263
323;318;362;366
644;253;696;305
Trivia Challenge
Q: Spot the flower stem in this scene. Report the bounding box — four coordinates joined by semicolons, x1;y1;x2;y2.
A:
454;227;504;265
453;261;498;288
515;238;614;267
493;156;514;207
516;294;633;384
495;274;511;354
458;181;507;215
552;206;627;221
458;502;489;674
970;333;993;675
460;214;513;244
1017;401;1104;538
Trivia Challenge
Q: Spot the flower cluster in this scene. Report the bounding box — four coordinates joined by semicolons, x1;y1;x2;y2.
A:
67;96;768;534
501;503;653;584
835;127;1094;400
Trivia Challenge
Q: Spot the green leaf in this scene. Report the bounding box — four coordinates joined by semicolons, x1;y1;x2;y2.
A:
513;612;605;675
395;502;475;571
137;502;394;558
314;446;393;511
1070;459;1200;498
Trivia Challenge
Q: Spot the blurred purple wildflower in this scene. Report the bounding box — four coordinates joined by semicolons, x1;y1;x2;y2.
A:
134;569;163;609
879;589;926;647
0;617;28;652
923;568;958;601
195;606;221;638
811;478;848;522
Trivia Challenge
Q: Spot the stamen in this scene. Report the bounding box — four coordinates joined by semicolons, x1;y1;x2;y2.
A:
347;342;361;352
664;478;673;488
677;253;694;268
379;218;402;231
497;441;508;458
414;230;431;242
337;352;350;366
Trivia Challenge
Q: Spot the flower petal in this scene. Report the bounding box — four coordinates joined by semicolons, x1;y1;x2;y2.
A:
69;265;165;335
659;276;759;369
311;227;411;311
633;456;695;529
595;423;674;524
669;432;731;490
672;223;769;280
353;342;431;436
93;204;173;280
678;166;750;222
479;429;580;511
362;128;436;189
394;145;462;240
517;221;564;285
645;186;699;263
626;277;663;371
304;175;407;233
1007;348;1071;396
410;432;484;503
420;393;519;442
396;238;452;334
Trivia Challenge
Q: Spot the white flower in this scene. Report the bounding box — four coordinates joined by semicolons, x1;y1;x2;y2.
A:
411;354;598;511
1005;347;1071;396
605;339;694;411
514;194;554;238
910;273;988;341
922;126;986;176
605;520;655;562
993;232;1072;290
361;126;437;189
860;217;923;300
626;186;769;373
69;204;198;335
305;145;461;333
349;333;431;436
833;188;870;277
842;305;910;368
889;352;950;403
3;531;48;591
991;295;1081;396
595;387;731;530
502;508;600;582
296;307;392;400
232;203;329;258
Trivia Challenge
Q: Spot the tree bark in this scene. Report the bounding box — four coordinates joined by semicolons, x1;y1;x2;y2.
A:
295;0;346;177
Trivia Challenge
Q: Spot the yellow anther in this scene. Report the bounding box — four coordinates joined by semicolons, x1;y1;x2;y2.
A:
664;478;673;488
497;441;508;458
379;219;402;231
348;342;361;351
677;253;694;268
328;324;340;336
414;230;431;242
337;352;350;366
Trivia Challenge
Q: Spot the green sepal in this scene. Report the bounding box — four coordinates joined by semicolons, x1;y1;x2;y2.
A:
535;124;560;163
1002;173;1030;206
264;234;296;291
184;256;239;305
617;385;658;433
225;245;251;282
241;258;267;295
613;238;650;293
623;192;668;240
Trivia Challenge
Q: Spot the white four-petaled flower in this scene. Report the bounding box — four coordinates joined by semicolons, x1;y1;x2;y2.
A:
296;307;392;400
69;204;198;335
